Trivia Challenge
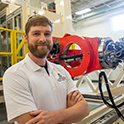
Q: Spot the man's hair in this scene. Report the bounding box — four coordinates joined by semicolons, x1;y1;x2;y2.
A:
25;15;53;35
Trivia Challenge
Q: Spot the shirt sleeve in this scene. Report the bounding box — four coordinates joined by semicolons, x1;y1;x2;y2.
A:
3;70;37;122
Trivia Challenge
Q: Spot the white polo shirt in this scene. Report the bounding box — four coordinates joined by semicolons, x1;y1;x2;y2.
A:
3;54;77;122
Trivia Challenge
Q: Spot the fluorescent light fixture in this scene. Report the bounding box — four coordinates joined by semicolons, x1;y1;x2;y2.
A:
38;11;44;15
60;1;64;6
54;19;60;23
2;0;11;3
11;0;15;3
75;8;91;15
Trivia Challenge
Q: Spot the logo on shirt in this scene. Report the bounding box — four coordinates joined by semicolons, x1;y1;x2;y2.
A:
57;73;66;82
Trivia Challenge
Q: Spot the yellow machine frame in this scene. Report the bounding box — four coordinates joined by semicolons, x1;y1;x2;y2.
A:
0;27;28;81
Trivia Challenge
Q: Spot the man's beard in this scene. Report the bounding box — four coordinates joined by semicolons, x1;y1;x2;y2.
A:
28;41;53;58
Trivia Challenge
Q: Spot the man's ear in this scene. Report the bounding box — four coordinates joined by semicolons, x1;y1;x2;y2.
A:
24;34;28;43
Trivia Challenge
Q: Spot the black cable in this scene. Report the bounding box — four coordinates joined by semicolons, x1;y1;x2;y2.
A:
99;72;124;108
99;71;124;121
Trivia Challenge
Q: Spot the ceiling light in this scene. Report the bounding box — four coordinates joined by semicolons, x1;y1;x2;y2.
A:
54;19;60;23
38;11;44;15
11;0;16;3
75;8;91;15
2;0;11;3
60;1;64;6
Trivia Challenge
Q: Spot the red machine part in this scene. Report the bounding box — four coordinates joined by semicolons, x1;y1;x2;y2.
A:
84;37;103;74
66;49;81;67
51;34;103;77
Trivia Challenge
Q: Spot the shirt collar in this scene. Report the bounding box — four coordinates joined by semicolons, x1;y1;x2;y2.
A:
24;53;53;72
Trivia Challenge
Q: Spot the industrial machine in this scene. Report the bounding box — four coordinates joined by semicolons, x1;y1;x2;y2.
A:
47;34;124;123
48;34;124;77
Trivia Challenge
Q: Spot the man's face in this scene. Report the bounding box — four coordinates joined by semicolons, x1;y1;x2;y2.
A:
26;25;53;58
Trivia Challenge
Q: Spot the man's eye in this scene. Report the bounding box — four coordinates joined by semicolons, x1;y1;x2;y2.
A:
45;33;51;36
33;33;39;36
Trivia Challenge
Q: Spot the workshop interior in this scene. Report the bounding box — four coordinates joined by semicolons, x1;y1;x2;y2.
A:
0;0;124;124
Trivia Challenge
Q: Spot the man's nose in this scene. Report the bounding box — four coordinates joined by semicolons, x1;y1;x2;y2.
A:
39;34;46;43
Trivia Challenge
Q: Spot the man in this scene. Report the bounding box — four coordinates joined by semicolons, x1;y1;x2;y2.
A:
3;15;89;124
1;29;7;52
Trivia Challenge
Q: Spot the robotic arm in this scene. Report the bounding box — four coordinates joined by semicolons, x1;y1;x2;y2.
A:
48;34;124;77
48;34;124;121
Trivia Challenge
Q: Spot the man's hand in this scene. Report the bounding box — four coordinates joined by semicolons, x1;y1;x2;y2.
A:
67;90;83;108
25;110;60;124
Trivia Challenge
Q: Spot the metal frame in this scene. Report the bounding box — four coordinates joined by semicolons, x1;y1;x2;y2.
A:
0;9;6;27
77;95;124;124
0;27;27;81
76;63;124;97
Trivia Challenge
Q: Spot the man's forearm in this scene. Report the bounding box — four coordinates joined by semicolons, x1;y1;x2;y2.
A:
15;112;35;124
55;100;89;123
23;99;89;124
23;91;89;124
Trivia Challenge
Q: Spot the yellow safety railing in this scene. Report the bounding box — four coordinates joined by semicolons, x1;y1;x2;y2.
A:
0;27;28;81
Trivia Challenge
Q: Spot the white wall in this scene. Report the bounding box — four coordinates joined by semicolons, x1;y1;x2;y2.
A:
73;8;124;41
73;7;124;81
